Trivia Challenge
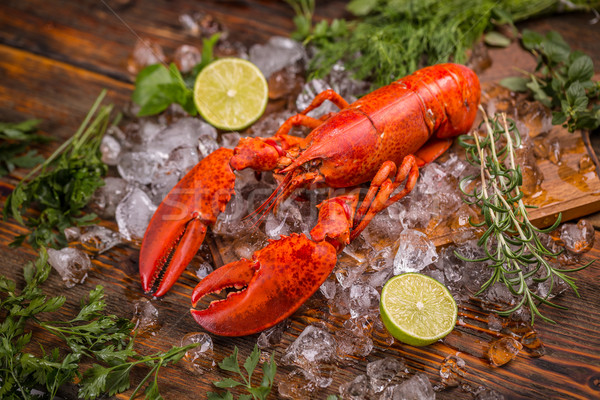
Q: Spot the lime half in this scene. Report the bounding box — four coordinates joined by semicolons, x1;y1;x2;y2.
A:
193;58;268;131
380;273;457;347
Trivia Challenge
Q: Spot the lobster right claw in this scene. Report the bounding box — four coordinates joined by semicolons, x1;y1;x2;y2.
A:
190;233;337;336
139;148;236;297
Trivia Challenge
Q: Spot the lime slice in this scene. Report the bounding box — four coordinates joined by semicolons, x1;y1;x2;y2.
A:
380;273;457;346
193;58;268;131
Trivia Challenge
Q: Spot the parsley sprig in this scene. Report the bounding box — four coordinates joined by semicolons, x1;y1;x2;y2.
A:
0;119;50;177
0;249;197;400
208;345;276;400
501;29;600;133
3;91;113;249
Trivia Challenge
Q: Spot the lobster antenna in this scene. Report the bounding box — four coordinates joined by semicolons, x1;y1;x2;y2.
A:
243;170;296;224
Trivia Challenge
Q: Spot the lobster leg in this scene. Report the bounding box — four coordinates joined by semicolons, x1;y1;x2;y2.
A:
298;88;350;114
274;89;351;137
351;155;419;241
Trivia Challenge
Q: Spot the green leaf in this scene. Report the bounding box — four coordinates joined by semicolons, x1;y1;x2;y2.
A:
521;29;543;50
568;54;594;82
219;347;242;375
500;76;529;92
551;111;567;125
243;345;260;381
326;396;339;400
207;392;234;400
144;380;163;400
214;378;244;388
484;31;511;47
347;0;378;16
261;353;276;388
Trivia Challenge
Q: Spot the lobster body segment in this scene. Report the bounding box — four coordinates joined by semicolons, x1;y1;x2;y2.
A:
139;63;481;336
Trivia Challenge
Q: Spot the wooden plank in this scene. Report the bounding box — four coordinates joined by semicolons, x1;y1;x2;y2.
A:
1;2;600;399
0;44;132;139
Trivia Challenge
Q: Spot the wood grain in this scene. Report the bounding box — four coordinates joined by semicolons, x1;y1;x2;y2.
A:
1;1;600;399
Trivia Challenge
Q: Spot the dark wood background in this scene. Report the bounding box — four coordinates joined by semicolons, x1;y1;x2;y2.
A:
1;1;600;399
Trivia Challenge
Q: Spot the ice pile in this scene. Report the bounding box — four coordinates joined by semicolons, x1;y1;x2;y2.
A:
47;247;92;288
249;36;305;79
379;373;435;400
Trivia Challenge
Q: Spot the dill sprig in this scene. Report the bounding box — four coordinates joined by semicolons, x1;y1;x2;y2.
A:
288;0;600;89
456;108;592;324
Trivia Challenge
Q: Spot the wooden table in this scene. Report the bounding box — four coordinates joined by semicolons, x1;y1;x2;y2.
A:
1;1;600;399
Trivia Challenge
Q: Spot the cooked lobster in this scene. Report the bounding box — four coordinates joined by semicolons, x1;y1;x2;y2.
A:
139;63;481;336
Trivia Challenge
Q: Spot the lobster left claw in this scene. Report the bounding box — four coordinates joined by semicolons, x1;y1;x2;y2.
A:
139;148;236;297
190;233;337;336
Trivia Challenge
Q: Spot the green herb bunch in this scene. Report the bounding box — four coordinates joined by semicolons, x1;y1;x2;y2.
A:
132;33;220;117
208;345;276;400
501;29;600;133
3;92;113;249
456;109;592;323
0;249;197;399
288;0;600;89
0;119;50;177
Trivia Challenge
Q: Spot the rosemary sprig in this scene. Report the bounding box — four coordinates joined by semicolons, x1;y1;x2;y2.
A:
456;108;592;323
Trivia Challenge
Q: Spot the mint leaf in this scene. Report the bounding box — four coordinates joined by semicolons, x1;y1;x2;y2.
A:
568;54;594;82
484;31;511;47
500;76;529;92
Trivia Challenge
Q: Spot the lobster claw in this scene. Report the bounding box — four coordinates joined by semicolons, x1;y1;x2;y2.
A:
190;233;337;336
139;148;236;297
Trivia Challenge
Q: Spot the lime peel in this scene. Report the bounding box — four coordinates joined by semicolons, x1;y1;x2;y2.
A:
380;273;457;347
193;58;268;131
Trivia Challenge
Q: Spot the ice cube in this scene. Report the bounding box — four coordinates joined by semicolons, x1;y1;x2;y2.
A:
79;225;122;254
474;388;506;400
117;151;163;185
348;283;380;319
181;332;215;373
167;146;200;175
115;187;157;241
319;279;337;300
390;373;435;400
100;134;121;166
149;164;181;205
277;369;317;399
336;329;373;360
392;229;438;275
195;262;213;280
366;357;406;393
127;38;166;75
281;325;336;370
559;219;594;254
439;354;466;388
487;337;522;367
89;177;129;219
339;374;370;400
520;330;545;358
174;44;201;73
46;247;91;288
249;36;305;79
257;320;288;349
147;118;217;159
131;298;160;336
